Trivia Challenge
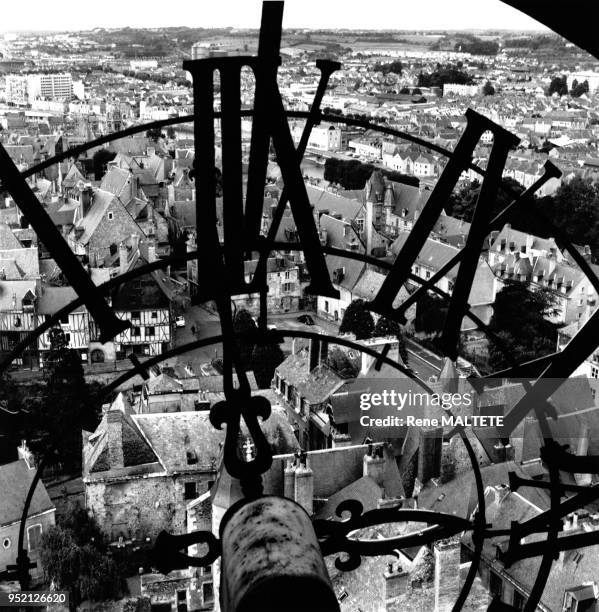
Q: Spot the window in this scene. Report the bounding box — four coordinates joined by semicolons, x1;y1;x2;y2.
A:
283;282;294;292
202;582;214;605
27;524;42;552
107;212;114;221
592;365;599;379
489;571;502;598
425;270;431;280
151;311;158;319
285;271;290;279
2;537;10;549
131;311;141;321
132;326;141;337
324;300;329;313
59;313;69;324
186;450;197;465
184;482;197;500
512;591;525;610
146;326;156;337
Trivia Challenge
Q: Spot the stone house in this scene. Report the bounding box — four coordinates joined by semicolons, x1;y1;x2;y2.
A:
83;392;299;541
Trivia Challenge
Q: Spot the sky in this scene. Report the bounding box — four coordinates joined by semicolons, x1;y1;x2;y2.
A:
2;1;549;32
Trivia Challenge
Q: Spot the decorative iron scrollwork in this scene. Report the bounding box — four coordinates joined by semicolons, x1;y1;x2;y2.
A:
314;500;473;571
151;530;221;575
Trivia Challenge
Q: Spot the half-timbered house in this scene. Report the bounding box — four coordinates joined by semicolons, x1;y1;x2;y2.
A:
89;246;175;361
35;286;90;365
0;225;41;368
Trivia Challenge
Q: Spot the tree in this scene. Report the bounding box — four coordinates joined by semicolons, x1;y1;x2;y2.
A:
373;316;408;365
399;87;411;94
541;177;599;260
374;60;403;75
488;281;561;372
28;328;100;471
482;80;495;96
145;127;164;141
446;177;525;226
92;149;116;180
547;75;568;96
252;342;285;388
40;504;124;609
233;309;258;371
414;293;447;336
571;79;589;97
326;347;359;378
412;87;422;95
340;299;374;340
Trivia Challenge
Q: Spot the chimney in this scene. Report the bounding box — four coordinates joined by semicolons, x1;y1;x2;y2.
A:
383;564;409;604
319;339;328;363
491;442;506;463
363;444;386;487
583;245;592;261
106;410;124;469
377;495;403;510
294;452;314;515
284;459;296;500
504;443;515;462
147;240;157;263
17;440;35;469
417;427;443;483
130;233;140;253
575;423;592;486
309;337;321;371
365;198;374;256
434;538;461;612
119;242;128;276
80;184;93;216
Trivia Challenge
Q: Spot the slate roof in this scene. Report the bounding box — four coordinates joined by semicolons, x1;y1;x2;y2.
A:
0;280;38;311
85;397;299;481
325;254;365;292
37;285;85;314
0;247;39;279
70;189;116;245
100;167;131;198
305;184;363;221
0;459;55;527
320;214;363;251
391;232;461;279
463;486;599;612
61;163;86;188
0;223;23;250
352;269;410;308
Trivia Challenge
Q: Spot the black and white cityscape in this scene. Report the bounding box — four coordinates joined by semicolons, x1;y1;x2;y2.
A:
1;1;599;610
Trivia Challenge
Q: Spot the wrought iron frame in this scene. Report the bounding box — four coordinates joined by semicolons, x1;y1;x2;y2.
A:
2;3;599;611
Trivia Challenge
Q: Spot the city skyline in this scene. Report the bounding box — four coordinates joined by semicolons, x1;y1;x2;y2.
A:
1;1;549;33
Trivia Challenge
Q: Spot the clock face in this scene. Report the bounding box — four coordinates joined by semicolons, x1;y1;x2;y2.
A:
3;3;599;610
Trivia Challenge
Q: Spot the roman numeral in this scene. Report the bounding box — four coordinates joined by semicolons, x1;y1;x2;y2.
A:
183;1;339;302
368;109;519;359
0;146;129;343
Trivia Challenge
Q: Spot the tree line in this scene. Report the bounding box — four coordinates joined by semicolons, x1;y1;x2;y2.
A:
324;157;419;190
